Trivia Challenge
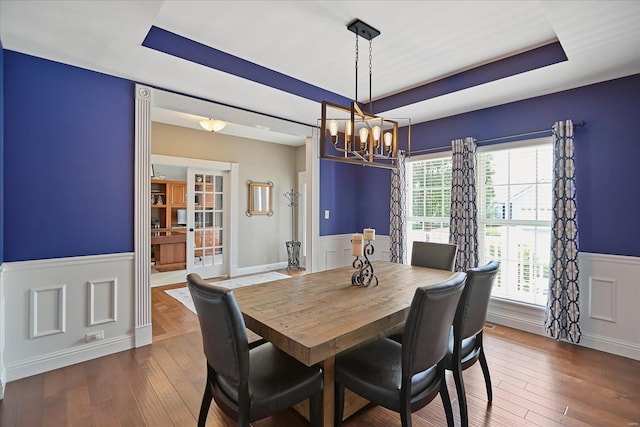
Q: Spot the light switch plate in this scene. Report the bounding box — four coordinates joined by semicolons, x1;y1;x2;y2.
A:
324;210;330;219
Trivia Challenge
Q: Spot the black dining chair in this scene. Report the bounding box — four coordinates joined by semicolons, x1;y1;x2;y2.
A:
388;241;459;344
411;241;458;271
334;272;467;427
446;260;499;427
187;273;323;427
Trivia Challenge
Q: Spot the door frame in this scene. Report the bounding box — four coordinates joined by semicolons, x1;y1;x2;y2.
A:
134;84;316;347
152;155;238;279
186;167;232;279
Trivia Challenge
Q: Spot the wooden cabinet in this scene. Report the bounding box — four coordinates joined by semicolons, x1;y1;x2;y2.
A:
151;179;187;271
151;179;187;229
169;182;186;207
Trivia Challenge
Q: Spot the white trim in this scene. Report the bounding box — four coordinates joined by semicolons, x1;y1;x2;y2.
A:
88;278;118;326
580;332;640;361
235;262;288;277
588;276;617;322
3;252;133;272
307;133;320;273
488;252;640;361
134;84;152;348
2;253;137;381
0;264;5;400
476;136;552;152
151;154;233;172
30;285;66;339
406;149;452;163
7;334;134;382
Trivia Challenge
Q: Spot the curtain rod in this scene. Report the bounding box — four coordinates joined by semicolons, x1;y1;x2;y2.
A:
411;120;586;155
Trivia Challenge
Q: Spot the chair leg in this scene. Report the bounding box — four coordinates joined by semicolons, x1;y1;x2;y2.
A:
479;346;493;402
198;374;213;427
334;383;345;427
452;362;468;427
309;391;322;427
400;393;412;427
440;375;454;427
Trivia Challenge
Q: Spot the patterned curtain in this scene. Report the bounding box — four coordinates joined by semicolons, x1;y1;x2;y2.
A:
390;152;407;264
545;120;581;343
449;137;478;271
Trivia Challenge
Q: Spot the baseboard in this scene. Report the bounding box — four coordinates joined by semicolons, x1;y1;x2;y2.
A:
0;366;6;400
235;261;288;277
135;324;153;348
487;298;640;361
7;334;134;382
579;332;640;361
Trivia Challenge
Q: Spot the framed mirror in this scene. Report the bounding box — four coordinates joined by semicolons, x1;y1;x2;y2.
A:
247;181;273;216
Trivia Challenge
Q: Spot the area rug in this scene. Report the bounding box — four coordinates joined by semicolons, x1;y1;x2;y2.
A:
164;271;290;314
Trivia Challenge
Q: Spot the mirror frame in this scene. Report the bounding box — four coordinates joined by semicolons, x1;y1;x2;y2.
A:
247;180;273;216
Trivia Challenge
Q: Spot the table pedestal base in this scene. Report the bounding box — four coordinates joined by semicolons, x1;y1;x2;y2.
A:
293;390;369;422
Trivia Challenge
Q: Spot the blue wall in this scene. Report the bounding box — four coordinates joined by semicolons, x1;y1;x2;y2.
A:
322;74;640;257
319;160;391;236
2;48;638;260
0;41;4;263
3;52;134;261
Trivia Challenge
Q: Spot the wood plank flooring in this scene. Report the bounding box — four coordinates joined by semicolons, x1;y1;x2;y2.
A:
1;273;639;426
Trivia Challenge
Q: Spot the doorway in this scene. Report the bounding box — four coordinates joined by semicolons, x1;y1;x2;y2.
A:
150;154;238;287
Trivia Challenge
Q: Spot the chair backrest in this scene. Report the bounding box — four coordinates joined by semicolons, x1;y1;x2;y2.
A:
411;241;458;271
402;272;467;377
455;260;499;341
187;273;249;386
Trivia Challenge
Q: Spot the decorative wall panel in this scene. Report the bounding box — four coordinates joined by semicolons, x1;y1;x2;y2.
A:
588;277;616;322
30;285;66;339
88;279;117;326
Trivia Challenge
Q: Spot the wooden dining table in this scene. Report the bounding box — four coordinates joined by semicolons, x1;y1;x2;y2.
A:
232;260;456;427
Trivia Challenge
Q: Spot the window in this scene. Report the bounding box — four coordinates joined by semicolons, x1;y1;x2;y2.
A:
406;156;452;261
477;140;552;306
406;138;552;306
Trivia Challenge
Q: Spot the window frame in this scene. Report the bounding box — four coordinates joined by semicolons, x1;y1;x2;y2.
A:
405;136;553;308
476;137;553;307
405;151;453;262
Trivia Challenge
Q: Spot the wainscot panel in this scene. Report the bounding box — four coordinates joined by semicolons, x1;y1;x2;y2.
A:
2;253;135;381
315;234;392;272
487;252;640;361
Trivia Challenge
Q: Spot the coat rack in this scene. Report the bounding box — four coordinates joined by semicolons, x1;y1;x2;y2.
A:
284;189;302;271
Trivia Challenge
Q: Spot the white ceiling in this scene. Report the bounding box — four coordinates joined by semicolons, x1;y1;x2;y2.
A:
2;1;639;146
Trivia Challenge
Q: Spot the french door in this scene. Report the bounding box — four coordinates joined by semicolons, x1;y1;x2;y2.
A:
186;168;228;279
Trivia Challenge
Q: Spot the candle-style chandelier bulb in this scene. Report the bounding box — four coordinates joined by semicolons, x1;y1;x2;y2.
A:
329;119;339;142
359;127;369;149
384;131;393;150
372;126;381;146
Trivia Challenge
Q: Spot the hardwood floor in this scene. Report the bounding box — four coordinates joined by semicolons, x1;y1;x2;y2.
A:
1;273;639;426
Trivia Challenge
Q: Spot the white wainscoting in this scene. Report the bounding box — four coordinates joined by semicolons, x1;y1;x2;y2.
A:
315;234;392;271
487;252;640;361
0;263;5;399
1;253;135;382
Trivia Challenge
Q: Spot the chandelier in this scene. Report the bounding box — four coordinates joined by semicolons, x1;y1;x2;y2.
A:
320;19;410;169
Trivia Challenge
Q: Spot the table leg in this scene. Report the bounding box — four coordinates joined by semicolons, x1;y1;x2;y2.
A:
320;357;335;427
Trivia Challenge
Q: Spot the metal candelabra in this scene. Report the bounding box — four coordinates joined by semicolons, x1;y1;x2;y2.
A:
351;240;378;287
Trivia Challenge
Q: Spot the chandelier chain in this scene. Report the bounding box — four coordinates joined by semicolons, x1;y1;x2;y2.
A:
369;38;373;113
355;32;359;103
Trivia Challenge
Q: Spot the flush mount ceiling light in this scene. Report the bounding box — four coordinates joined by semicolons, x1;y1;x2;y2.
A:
199;118;227;132
320;19;410;169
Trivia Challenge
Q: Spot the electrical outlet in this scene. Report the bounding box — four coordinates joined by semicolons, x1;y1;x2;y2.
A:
85;330;104;343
